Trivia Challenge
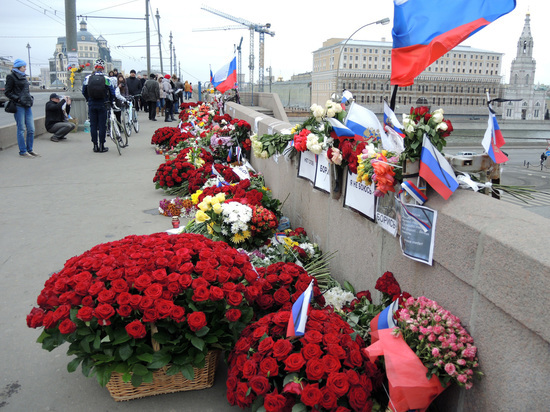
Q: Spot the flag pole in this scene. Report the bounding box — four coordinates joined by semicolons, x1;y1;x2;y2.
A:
390;85;399;111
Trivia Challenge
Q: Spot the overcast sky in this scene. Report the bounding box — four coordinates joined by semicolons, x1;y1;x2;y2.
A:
2;0;549;85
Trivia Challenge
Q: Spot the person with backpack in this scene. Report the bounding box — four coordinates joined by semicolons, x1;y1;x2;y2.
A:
82;58;116;153
141;73;160;121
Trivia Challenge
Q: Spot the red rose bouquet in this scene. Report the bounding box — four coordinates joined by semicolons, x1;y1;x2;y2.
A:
226;308;383;411
26;233;256;387
246;262;325;319
151;127;179;148
401;106;453;162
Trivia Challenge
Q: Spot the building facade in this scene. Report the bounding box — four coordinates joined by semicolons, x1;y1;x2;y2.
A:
47;20;122;87
501;13;547;121
312;38;504;116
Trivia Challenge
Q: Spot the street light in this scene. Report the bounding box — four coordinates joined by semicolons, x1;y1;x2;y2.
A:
334;17;390;98
26;43;32;82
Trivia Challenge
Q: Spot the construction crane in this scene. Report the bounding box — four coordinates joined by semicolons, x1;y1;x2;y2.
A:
235;37;243;88
200;5;275;92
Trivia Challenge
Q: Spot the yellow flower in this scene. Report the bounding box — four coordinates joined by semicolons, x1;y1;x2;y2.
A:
242;230;251;240
197;201;210;212
215;193;226;203
210;196;220;206
195;210;211;223
207;222;214;234
283;237;298;248
231;232;245;244
191;190;203;204
212;203;222;214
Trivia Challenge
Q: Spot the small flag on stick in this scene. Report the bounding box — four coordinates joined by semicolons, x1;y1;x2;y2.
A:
286;280;314;337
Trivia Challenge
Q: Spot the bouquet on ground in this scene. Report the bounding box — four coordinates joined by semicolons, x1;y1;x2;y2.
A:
400;106;453;162
158;197;195;219
26;233;256;387
226;307;384;411
363;273;481;411
250;133;294;159
189;192;279;250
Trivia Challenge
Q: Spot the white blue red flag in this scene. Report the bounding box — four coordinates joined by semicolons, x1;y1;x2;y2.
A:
344;102;386;142
419;134;458;200
383;100;405;138
341;90;353;104
370;299;400;342
326;117;355;140
482;110;508;164
286;280;314;337
401;181;427;205
211;57;237;93
391;0;516;86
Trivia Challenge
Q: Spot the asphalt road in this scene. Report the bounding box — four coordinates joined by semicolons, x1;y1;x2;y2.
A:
0;91;73;126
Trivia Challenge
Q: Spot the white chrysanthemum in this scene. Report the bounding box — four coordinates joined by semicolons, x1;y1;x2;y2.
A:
298;242;315;257
323;287;355;311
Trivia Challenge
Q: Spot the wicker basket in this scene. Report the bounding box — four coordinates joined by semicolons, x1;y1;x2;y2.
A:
105;326;220;401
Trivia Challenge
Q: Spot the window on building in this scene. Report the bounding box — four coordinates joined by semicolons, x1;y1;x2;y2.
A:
354;83;357;89
506;109;512;117
455;98;458;105
433;97;436;104
534;109;539;117
442;98;445;105
434;86;436;92
367;83;371;90
363;64;366;69
460;98;463;105
361;95;364;103
367;96;370;103
355;56;359;61
355;64;358;68
362;83;365;90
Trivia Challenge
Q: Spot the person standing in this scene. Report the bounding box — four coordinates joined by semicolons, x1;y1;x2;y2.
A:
45;93;75;142
141;73;160;121
173;75;184;113
162;74;174;122
82;58;116;153
126;70;141;111
138;74;147;111
114;74;128;125
184;80;191;100
5;59;37;158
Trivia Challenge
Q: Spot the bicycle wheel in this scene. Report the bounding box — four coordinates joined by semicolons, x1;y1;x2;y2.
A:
110;118;122;155
116;119;128;149
132;108;139;133
122;109;132;139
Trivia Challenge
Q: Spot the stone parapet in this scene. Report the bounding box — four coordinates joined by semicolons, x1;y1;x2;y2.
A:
225;101;550;412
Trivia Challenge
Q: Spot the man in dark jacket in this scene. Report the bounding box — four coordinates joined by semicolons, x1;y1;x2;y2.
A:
141;73;160;121
82;58;116;153
45;93;75;142
125;69;142;111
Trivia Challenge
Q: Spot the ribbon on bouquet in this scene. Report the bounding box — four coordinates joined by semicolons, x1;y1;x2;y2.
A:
211;166;229;187
397;190;431;233
282;140;294;158
456;172;493;193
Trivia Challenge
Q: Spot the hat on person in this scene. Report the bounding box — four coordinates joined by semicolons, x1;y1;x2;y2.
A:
164;74;171;79
50;93;63;100
150;73;156;79
130;69;136;74
94;58;105;69
13;59;26;68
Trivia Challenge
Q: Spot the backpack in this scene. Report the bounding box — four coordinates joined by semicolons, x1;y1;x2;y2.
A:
87;74;106;99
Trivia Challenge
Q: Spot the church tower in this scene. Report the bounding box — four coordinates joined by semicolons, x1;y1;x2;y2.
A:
503;13;545;121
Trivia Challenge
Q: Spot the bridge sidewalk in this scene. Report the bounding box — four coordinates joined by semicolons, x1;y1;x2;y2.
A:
0;109;240;411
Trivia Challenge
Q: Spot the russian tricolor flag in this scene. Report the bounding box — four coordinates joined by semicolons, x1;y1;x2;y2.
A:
383;100;405;138
370;299;400;343
391;0;516;86
286;280;314;337
345;102;386;142
419;134;459;200
482;110;508;164
326;117;356;140
211;57;237;94
341;90;353;104
401;181;427;205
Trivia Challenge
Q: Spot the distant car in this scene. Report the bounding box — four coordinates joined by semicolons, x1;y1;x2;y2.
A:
0;79;7;107
455;151;478;157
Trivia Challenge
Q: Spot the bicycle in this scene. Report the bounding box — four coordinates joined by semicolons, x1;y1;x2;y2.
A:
121;95;140;139
106;103;123;155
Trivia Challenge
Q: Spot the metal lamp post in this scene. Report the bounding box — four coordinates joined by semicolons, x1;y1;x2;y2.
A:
334;17;390;100
26;43;32;82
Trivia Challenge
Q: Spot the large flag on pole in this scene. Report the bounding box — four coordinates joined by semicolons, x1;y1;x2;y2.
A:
326;117;356;140
391;0;516;86
286;280;314;337
482;108;508;164
211;56;237;93
419;134;459;200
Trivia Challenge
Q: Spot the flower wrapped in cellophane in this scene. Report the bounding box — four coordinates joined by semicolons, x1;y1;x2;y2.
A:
356;143;402;197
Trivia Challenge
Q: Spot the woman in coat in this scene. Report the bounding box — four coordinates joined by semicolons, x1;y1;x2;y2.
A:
5;59;37;157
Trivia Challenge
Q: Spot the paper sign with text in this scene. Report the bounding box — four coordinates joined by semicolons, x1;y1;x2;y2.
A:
397;202;437;265
314;151;331;193
344;172;376;220
298;151;317;183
